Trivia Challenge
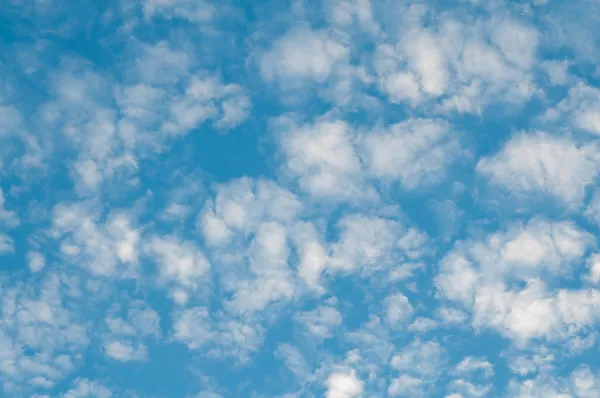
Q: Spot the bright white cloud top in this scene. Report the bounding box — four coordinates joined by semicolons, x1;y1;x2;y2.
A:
0;0;599;397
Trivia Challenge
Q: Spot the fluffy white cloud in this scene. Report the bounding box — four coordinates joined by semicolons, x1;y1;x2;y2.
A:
145;235;210;291
388;374;425;397
546;83;600;135
143;0;217;23
276;116;367;201
102;301;160;362
261;27;349;84
585;188;600;226
289;221;330;292
436;218;599;343
51;203;140;277
325;370;363;398
327;0;380;34
163;74;251;133
61;378;112;398
276;343;313;384
0;275;88;395
408;317;438;333
445;357;494;398
198;177;301;246
226;221;296;314
0;234;14;254
388;339;445;397
26;251;45;273
103;340;147;362
477;132;600;208
0;188;18;227
451;357;494;378
330;214;403;273
373;12;539;111
507;366;600;398
360;118;464;188
276;114;465;200
383;293;414;327
391;339;445;376
586;254;600;284
445;379;490;397
172;307;264;363
197;178;302;313
295;304;343;339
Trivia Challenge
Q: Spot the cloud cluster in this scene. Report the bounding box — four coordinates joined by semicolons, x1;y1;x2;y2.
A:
1;0;600;396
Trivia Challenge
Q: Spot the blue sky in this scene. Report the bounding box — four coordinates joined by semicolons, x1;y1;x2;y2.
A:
1;0;600;397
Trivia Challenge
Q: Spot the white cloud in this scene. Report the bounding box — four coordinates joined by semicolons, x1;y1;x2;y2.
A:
330;214;403;274
388;374;424;397
507;366;600;398
194;392;223;398
295;305;343;339
473;281;600;344
540;60;570;86
103;340;147;362
134;41;191;85
261;27;349;84
383;293;414;327
402;28;448;96
488;17;539;70
506;349;554;377
226;221;296;314
408;317;438;333
27;251;45;273
51;203;140;277
197;178;305;314
172;307;264;363
0;104;23;137
373;13;539;111
276;114;464;200
289;221;330;292
360;118;464;189
585;188;600;226
548;83;600;135
276;343;313;384
437;307;469;325
163;74;251;134
198;177;301;246
325;370;363;398
477;132;600;208
436;219;600;343
39;49;250;197
276;116;367;201
0;275;88;395
62;378;112;398
327;0;380;34
587;254;600;284
344;316;395;380
445;379;490;398
0;188;18;227
0;234;14;254
102;301;160;362
143;0;217;23
451;357;494;378
391;339;445;377
43;64;140;195
145;235;210;290
172;307;213;350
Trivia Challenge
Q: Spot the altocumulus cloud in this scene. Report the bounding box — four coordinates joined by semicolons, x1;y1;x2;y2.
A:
1;0;600;397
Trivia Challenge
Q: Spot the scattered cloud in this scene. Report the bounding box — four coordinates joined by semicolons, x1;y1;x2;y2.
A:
1;0;600;396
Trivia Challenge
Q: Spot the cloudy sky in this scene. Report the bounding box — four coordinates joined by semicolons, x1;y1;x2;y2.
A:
1;0;600;397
